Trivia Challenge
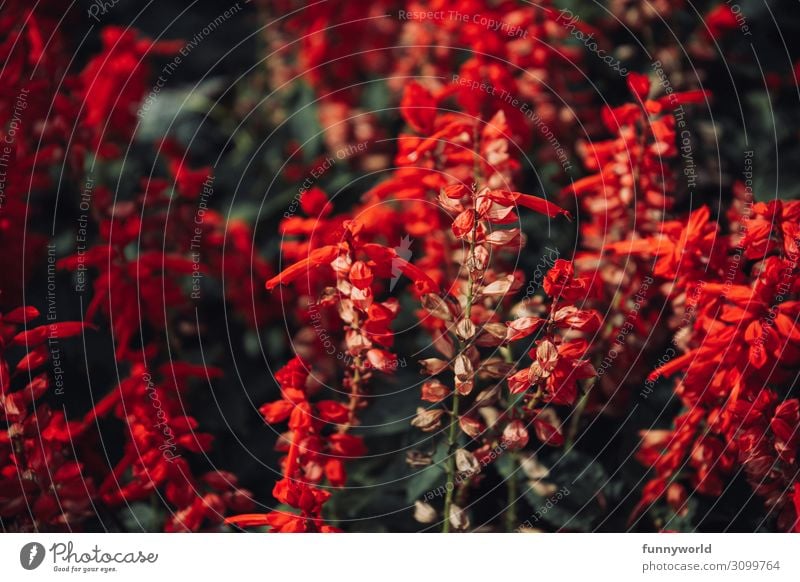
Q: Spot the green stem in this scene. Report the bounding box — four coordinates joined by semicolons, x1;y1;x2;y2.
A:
504;452;519;532
565;378;593;448
442;392;461;533
498;345;522;531
443;178;480;532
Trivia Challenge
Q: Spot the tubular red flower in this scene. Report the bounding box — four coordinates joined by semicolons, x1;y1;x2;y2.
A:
266;245;340;289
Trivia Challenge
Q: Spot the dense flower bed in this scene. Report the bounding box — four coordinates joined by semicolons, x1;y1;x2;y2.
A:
1;0;798;532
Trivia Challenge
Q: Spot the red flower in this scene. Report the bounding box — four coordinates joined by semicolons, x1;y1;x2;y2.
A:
401;82;437;134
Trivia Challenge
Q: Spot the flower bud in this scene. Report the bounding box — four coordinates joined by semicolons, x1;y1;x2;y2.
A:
421;379;451;403
421;294;454;321
419;358;449;375
503;419;530;450
411;407;445;432
475;323;508;347
520;454;550;480
406;450;433;468
536;339;558;376
529;480;558;497
480;275;514;298
467;245;489;272
413;500;438;523
455;318;476;340
454;354;474;381
449;504;470;531
455;449;481;476
459;415;484;437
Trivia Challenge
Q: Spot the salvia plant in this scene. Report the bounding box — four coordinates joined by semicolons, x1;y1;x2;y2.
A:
1;0;798;533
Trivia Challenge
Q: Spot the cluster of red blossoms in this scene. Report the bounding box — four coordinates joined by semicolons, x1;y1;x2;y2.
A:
2;4;259;531
628;201;800;530
258;0;592;171
234;82;600;528
2;0;799;534
232;1;799;533
561;66;799;530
